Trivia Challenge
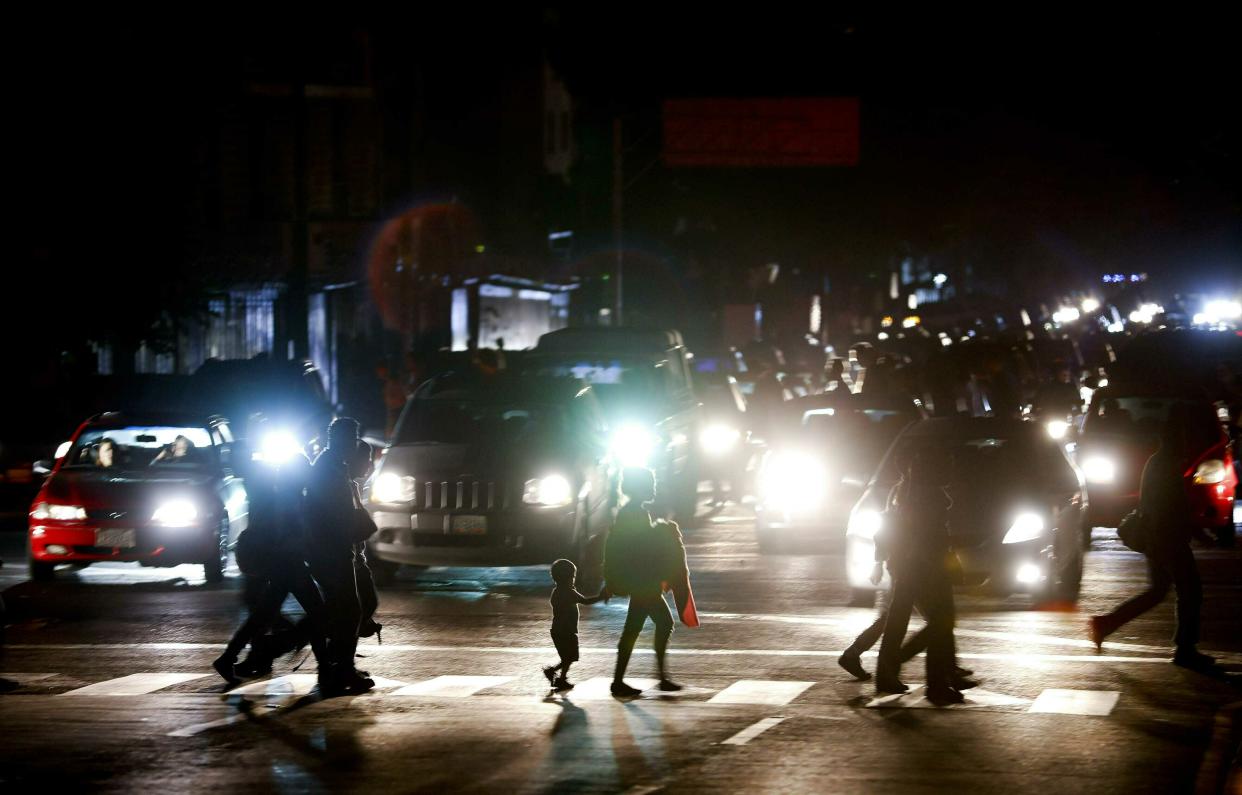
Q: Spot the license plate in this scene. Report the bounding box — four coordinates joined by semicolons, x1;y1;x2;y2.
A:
96;528;136;548
450;515;487;535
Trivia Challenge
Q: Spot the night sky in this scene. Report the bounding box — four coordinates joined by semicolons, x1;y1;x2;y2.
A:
7;12;1239;357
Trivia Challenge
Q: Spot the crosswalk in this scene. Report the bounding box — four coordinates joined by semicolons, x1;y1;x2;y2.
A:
2;670;1121;716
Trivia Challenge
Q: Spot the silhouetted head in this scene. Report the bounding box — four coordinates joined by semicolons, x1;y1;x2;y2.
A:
621;467;656;504
327;417;361;454
551;558;576;585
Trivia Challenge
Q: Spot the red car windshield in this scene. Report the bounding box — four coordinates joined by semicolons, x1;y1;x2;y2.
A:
63;426;214;472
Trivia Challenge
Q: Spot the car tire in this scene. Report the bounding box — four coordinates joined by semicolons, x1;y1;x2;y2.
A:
848;587;876;608
30;561;56;582
203;516;229;584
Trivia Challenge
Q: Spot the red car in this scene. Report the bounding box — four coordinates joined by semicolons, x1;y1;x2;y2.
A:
1078;387;1237;541
28;412;249;582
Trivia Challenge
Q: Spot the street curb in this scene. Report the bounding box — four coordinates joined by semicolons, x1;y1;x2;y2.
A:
1196;699;1242;795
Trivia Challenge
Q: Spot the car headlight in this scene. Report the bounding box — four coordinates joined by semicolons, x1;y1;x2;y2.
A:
31;502;86;521
1193;459;1227;485
151;500;198;527
255;430;302;464
610;424;658;468
699;424;741;456
848;508;882;540
1003;512;1045;544
524;474;573;506
1045;420;1069;440
371;471;416;503
759;452;829;513
1082;456;1116;483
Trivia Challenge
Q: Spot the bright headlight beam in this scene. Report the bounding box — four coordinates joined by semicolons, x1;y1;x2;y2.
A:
1082;456;1116;484
848;508;883;540
525;474;573;506
151;499;198;527
1003;512;1045;544
257;430;301;464
1045;420;1069;440
610;424;657;468
371;471;413;503
700;424;741;456
759;451;829;514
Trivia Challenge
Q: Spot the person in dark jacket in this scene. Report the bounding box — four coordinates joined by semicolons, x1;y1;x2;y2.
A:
349;440;383;645
873;450;963;705
605;467;688;697
304;417;374;696
1089;405;1214;669
213;420;327;686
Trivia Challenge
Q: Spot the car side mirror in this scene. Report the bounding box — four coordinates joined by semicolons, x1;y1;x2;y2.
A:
33;460;54;477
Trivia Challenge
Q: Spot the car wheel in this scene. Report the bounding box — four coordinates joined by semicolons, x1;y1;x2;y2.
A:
848;587;876;608
30;561;56;582
203;516;229;584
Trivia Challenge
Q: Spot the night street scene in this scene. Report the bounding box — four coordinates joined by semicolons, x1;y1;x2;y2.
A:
4;11;1242;794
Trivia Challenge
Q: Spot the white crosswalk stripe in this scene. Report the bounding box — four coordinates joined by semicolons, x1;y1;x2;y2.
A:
865;686;1031;710
708;680;815;706
721;717;786;745
392;675;514;698
1028;689;1120;716
60;673;210;696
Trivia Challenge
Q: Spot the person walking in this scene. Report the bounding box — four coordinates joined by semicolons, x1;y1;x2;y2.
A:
1089;405;1214;669
304;417;375;696
542;558;609;691
873;450;963;705
606;468;691;697
213;422;327;686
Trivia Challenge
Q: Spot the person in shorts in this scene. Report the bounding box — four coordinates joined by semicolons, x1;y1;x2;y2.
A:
543;558;608;690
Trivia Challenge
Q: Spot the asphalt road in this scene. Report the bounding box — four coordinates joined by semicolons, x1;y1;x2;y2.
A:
1;501;1240;794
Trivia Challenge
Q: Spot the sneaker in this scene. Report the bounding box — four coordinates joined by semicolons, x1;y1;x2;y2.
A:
838;652;871;681
1087;616;1106;650
542;666;558;687
875;679;909;695
212;654;241;687
657;679;683;692
954;665;974;678
610;681;643;697
926;686;966;706
234;653;273;678
554;678;575;691
1172;649;1216;670
952;676;980;690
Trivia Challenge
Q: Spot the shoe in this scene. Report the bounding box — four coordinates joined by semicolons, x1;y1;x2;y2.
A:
1087;616;1106;650
543;666;558;687
1172;649;1216;670
212;654;241;686
344;670;376;692
875;679;909;695
359;619;383;644
926;686;966;706
954;665;974;678
610;681;643;697
952;676;980;690
838;652;872;681
657;679;683;692
554;678;574;691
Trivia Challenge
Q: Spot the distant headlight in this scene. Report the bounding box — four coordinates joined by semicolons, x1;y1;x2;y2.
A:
31;502;86;521
1003;512;1045;544
151;500;198;527
848;508;882;540
371;471;416;503
699;424;741;456
1082;456;1116;484
255;430;302;464
759;452;829;513
1045;420;1069;440
524;474;573;507
610;424;657;468
1193;459;1227;485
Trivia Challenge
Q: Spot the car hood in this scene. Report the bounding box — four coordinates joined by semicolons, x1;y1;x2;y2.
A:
379;442;571;481
42;469;215;511
857;481;1048;546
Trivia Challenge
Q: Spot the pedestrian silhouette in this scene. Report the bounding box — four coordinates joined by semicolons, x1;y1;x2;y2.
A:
542;558;608;691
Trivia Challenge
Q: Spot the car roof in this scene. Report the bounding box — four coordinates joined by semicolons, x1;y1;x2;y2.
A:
535;327;685;353
83;411;219;430
412;371;593;405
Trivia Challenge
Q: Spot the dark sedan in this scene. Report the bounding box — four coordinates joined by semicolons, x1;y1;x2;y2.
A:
844;417;1088;606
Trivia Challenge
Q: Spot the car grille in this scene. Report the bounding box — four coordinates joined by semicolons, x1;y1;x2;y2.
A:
410;479;510;511
86;509;129;521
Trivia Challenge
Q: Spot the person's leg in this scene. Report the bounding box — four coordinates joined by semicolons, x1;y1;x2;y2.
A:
613;599;651;685
284;565;330;666
311;554;363;676
1094;554;1171;640
875;570;917;690
919;570;957;692
354;545;381;637
1163;542;1204;658
650;595;675;683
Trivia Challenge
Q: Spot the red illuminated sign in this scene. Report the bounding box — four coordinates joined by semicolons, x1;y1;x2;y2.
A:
663;98;859;167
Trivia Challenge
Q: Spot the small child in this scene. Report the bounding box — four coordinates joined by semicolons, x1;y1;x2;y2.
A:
543;558;608;690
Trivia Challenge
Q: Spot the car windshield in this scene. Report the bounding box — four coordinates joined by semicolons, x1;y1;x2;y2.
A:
395;400;562;446
64;426;214;471
876;432;1043;489
1084;395;1218;444
526;356;675;412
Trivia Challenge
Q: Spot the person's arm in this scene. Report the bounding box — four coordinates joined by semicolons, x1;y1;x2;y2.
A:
574;588;608;605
